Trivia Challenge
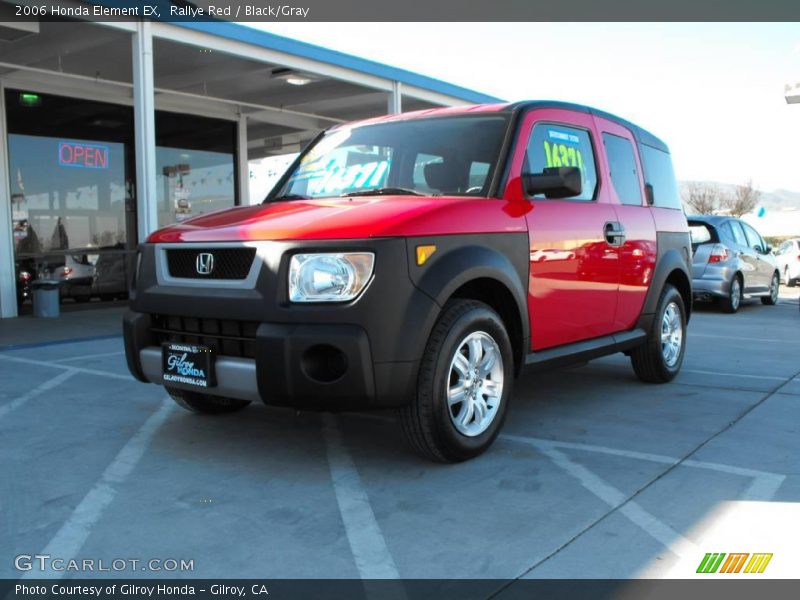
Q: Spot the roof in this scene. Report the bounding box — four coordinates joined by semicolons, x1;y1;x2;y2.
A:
331;100;671;152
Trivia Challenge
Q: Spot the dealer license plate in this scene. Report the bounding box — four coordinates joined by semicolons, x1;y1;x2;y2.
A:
162;342;216;389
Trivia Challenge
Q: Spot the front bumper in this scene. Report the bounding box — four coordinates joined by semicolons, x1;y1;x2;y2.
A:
123;238;439;410
125;311;414;409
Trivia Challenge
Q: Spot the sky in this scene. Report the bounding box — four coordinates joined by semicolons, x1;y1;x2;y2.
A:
250;22;800;194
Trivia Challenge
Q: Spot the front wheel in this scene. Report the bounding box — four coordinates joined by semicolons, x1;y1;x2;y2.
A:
167;387;251;414
399;299;514;462
631;284;686;383
761;272;779;305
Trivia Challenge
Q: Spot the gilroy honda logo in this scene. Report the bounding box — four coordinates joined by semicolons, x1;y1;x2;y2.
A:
696;552;773;574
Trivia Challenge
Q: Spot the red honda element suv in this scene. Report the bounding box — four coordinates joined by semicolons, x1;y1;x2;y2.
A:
124;101;692;462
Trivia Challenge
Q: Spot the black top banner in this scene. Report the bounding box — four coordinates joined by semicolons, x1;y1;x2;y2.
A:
3;0;800;22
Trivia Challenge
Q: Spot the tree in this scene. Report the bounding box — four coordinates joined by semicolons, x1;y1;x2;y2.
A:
682;182;722;214
723;179;760;218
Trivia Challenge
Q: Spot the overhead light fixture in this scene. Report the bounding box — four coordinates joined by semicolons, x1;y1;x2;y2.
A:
271;67;314;86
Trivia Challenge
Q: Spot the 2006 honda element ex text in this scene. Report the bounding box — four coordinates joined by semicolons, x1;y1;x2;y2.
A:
124;101;692;462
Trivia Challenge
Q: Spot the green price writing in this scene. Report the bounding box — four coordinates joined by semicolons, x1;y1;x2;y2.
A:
543;141;583;171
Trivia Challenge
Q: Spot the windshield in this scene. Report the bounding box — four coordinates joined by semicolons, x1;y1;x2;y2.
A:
272;115;510;200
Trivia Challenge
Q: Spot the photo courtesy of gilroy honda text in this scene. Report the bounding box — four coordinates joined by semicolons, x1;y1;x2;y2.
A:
124;101;692;462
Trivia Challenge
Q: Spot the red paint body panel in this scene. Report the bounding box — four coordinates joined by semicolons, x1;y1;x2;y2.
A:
592;115;658;331
146;196;527;243
508;109;622;350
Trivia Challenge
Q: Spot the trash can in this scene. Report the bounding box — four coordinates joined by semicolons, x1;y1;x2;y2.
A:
31;279;62;318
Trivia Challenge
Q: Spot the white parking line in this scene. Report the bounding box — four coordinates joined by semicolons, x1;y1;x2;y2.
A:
531;441;699;559
53;351;126;363
691;333;798;344
503;435;785;489
0;353;132;381
321;414;401;581
501;435;785;562
681;369;787;382
24;399;174;580
0;370;77;421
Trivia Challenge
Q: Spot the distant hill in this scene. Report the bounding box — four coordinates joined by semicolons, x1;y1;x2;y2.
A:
679;181;800;212
679;181;800;237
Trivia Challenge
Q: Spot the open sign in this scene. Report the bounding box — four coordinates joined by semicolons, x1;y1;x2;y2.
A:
58;142;109;169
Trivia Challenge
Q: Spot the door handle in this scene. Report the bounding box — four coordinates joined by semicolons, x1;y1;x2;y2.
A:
604;221;626;246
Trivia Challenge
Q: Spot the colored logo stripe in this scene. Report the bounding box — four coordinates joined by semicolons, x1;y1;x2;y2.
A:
697;553;726;573
719;553;749;573
696;552;773;574
744;553;773;574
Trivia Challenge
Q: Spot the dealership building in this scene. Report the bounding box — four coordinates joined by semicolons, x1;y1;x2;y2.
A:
0;8;499;319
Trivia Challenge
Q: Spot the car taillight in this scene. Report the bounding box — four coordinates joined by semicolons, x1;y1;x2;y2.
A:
19;271;31;282
61;267;73;277
708;245;729;264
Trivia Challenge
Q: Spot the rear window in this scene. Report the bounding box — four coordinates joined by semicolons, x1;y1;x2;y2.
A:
689;224;713;246
640;144;681;210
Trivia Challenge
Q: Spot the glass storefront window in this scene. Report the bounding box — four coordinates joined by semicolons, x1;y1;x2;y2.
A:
155;112;237;228
9;134;128;253
4;90;239;311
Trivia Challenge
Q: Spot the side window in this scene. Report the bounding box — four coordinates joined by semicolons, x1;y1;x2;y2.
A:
639;144;681;209
725;220;747;247
412;153;443;193
525;123;597;201
602;133;643;206
741;223;765;252
468;161;490;191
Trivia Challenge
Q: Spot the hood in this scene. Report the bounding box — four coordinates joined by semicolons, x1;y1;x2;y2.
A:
146;196;527;243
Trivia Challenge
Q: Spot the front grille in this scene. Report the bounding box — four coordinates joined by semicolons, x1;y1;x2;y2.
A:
166;248;256;280
150;314;258;359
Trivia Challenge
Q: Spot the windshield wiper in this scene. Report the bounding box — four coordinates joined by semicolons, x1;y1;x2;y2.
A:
340;187;427;197
270;193;310;201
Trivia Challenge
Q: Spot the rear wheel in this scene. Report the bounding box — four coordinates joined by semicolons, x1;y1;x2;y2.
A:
719;274;742;313
399;299;513;462
167;387;251;414
761;272;779;305
631;284;686;383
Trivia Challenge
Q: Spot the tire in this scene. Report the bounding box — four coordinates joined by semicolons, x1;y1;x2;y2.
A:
784;268;796;287
719;274;742;314
631;284;686;383
761;272;780;305
167;387;251;414
399;299;514;463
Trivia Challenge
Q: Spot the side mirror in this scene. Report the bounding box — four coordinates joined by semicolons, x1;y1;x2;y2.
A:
522;167;582;199
764;244;773;254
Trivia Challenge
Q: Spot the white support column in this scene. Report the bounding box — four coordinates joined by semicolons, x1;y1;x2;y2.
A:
237;113;250;205
387;81;402;115
0;82;18;318
133;20;157;243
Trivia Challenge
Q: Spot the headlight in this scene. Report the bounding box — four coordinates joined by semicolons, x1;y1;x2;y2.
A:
289;253;375;302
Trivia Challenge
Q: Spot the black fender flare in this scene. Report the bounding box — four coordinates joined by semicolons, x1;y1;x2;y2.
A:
637;246;692;329
409;241;530;359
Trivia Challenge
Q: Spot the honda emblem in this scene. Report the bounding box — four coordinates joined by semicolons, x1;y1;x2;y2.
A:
196;252;215;275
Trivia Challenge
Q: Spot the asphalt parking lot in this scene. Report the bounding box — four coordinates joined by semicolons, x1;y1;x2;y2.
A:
1;289;798;584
